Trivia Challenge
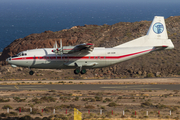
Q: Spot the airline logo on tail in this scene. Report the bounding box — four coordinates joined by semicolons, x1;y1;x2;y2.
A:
153;23;164;34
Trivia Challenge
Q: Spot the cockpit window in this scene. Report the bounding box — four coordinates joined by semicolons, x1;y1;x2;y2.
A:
19;52;27;56
12;52;27;58
12;55;18;58
12;53;20;58
17;53;21;56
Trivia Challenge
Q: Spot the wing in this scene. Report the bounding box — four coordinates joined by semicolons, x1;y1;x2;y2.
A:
67;43;94;54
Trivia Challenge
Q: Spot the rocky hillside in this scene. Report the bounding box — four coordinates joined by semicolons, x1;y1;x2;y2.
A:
1;16;180;79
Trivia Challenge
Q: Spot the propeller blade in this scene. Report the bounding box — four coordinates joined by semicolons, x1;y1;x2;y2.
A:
53;41;58;48
60;39;62;50
60;39;63;59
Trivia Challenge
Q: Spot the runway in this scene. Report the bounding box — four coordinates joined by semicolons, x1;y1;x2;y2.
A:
0;84;180;91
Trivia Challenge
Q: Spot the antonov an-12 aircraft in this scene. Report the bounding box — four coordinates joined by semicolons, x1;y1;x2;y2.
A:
7;16;174;75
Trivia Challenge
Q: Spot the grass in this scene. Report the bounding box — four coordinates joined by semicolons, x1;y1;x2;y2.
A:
95;96;103;101
15;107;30;112
108;102;117;107
104;98;112;102
85;105;95;109
141;101;153;107
0;98;10;102
2;105;13;109
32;96;56;104
74;96;79;101
13;97;26;102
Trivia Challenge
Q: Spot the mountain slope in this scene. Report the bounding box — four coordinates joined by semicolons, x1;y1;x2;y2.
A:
0;16;180;79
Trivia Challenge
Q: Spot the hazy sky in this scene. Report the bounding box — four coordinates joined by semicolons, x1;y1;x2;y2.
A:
0;0;180;3
0;0;180;51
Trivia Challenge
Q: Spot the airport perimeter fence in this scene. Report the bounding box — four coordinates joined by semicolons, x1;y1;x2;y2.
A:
0;107;178;119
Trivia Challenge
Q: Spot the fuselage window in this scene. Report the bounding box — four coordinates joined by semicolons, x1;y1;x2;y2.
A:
104;56;106;59
94;56;95;59
89;56;90;59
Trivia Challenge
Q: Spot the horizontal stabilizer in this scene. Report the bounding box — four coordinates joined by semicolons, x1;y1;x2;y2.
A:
152;45;168;51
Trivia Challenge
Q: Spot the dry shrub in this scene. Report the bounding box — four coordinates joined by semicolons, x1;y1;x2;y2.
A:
85;105;95;109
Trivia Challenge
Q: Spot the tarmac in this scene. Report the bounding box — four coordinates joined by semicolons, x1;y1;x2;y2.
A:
1;77;180;91
0;84;180;91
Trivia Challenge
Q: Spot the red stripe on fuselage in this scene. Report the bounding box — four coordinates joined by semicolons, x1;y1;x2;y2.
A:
11;49;152;61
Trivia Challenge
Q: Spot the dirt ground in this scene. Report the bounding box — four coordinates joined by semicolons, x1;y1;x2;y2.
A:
1;77;180;85
0;88;180;119
1;72;180;119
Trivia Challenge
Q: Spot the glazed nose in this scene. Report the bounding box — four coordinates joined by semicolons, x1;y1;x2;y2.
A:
6;57;11;62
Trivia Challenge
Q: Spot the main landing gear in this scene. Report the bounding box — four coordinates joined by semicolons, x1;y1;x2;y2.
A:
74;68;87;74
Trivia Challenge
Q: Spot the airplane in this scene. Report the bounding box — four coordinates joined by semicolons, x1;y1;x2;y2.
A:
6;16;174;75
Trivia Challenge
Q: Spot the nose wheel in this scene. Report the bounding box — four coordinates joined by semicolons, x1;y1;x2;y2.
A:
29;70;34;75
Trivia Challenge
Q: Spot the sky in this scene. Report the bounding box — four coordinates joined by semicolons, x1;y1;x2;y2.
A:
0;0;180;3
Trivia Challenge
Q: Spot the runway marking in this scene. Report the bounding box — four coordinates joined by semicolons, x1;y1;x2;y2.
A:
14;86;19;89
101;87;160;90
17;85;44;88
101;85;160;90
0;87;15;89
15;85;48;90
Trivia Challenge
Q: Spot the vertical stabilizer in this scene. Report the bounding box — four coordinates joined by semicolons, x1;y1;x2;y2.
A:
146;16;168;39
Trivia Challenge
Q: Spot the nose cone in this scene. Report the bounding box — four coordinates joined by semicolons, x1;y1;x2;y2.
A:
6;57;17;67
6;57;12;63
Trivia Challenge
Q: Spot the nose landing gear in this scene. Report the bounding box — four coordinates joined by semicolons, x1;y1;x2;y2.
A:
28;67;34;75
29;70;34;75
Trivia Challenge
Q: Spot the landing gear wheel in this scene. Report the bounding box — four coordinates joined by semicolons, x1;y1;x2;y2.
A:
29;70;34;75
74;69;80;74
81;69;86;74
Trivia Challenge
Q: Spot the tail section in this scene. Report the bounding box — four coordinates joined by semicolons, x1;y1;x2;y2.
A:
146;16;168;39
114;16;174;49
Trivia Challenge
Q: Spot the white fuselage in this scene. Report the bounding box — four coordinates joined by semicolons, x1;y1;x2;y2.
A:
7;46;152;69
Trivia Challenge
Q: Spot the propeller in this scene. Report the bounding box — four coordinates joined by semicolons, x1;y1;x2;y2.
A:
53;41;58;49
53;41;58;59
58;39;63;59
52;39;63;59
